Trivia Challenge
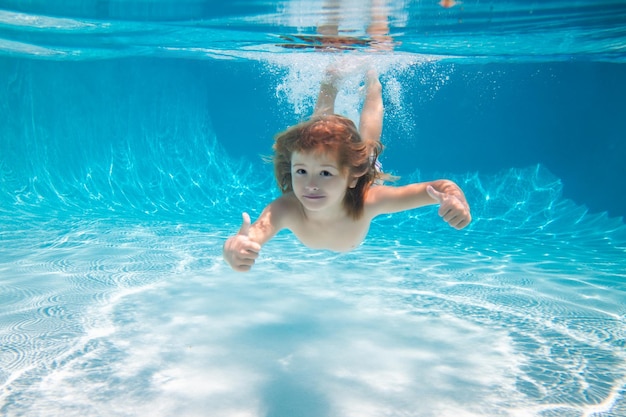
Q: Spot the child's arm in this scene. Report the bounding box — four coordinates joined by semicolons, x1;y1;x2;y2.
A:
223;213;263;272
223;198;290;272
368;180;472;230
313;74;339;117
359;70;384;146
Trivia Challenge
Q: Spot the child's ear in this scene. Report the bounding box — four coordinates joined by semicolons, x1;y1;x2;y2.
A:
349;171;367;188
348;166;369;188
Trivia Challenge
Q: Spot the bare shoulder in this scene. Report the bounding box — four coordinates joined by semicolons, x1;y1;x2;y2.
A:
261;193;303;229
268;192;300;213
247;193;302;245
363;185;394;217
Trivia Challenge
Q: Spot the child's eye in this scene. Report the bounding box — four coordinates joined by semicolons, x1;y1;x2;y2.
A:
295;168;307;175
320;170;333;177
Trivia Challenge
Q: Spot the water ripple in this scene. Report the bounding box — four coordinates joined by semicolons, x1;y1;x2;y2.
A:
1;172;625;416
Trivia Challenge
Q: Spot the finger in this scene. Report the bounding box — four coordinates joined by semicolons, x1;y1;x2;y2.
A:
241;248;260;259
233;255;256;271
442;210;456;223
453;218;468;230
438;199;457;218
450;212;471;229
459;213;472;229
244;240;262;254
426;185;445;203
439;205;451;218
238;212;251;236
234;264;252;272
439;197;467;218
238;256;256;266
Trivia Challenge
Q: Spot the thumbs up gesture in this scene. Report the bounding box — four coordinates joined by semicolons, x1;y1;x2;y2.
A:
426;185;472;230
223;213;262;272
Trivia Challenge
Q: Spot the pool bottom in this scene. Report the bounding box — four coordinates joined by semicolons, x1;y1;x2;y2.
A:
0;215;624;417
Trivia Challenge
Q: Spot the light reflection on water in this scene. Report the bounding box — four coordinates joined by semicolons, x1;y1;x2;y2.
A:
1;0;625;61
1;1;625;415
0;188;625;416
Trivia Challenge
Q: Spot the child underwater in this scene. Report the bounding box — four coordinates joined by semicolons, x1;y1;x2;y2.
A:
223;68;471;272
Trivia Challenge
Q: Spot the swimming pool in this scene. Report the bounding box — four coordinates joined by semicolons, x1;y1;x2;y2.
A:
1;1;625;416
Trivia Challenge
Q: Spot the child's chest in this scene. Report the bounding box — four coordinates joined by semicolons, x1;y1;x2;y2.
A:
291;218;371;252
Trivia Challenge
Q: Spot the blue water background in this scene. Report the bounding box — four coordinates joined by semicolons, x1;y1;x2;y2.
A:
1;1;626;416
2;58;626;218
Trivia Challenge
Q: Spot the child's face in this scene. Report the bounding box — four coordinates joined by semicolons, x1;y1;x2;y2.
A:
291;150;354;213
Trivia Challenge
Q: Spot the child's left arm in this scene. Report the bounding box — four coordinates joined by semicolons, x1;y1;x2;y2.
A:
368;179;471;230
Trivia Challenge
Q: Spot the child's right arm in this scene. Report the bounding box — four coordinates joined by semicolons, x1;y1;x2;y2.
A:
222;198;290;272
223;213;263;272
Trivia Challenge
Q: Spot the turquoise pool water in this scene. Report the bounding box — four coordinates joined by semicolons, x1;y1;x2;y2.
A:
1;1;626;416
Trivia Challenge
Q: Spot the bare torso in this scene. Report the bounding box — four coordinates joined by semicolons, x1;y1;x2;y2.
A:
274;193;372;252
289;213;371;251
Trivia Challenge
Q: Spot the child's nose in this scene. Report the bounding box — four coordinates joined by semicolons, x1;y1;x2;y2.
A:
305;179;319;190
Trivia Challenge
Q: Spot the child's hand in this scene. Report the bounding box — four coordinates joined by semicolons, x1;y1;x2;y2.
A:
223;213;262;272
426;185;472;230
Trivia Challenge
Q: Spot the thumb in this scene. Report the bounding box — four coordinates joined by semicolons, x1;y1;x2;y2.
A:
426;185;444;203
238;212;251;236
